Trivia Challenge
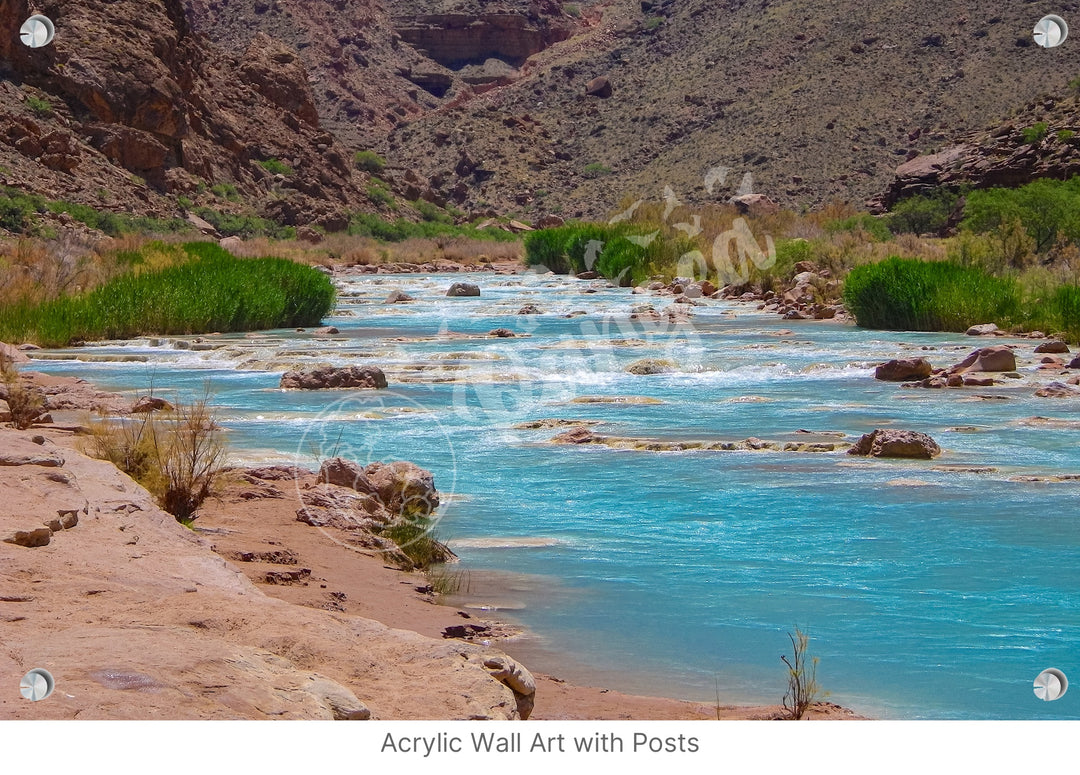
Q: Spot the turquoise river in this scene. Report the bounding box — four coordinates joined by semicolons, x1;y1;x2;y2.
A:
26;271;1080;720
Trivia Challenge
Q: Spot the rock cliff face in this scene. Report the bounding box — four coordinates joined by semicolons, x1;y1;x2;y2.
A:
5;0;1080;229
1;0;370;226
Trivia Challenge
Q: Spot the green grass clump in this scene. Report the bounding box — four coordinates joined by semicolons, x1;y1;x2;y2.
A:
258;158;294;175
1053;285;1080;342
354;150;387;173
523;225;580;273
0;242;335;346
379;519;453;571
1058;129;1076;143
842;257;1021;332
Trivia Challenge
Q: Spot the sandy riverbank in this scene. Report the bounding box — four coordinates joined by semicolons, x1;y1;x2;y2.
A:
1;369;856;720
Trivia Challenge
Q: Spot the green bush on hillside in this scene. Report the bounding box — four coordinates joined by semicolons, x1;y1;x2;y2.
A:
886;191;959;236
355;151;387;173
0;243;335;347
842;257;1021;332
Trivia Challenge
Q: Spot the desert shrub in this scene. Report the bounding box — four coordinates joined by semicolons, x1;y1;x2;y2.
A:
842;256;1021;331
84;393;226;524
366;180;396;209
354;150;387;173
0;352;44;430
886;191;959;235
24;95;52;117
346;212;518;243
210;183;240;201
258;158;293;176
414;199;452;224
582;163;612;179
1022;122;1049;144
781;628;823;720
1058;129;1076;143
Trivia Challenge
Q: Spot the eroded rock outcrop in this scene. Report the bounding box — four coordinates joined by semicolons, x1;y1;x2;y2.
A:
280;365;388;390
847;429;941;459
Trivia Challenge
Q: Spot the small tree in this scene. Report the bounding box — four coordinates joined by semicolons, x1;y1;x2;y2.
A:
781;627;822;720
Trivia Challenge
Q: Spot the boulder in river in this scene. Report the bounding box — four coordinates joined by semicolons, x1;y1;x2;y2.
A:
131;396;174;414
280;366;388;390
386;290;414;304
446;283;480;297
847;429;941;459
875;358;932;382
1035;381;1080;398
965;323;1000;336
626;359;676;375
950;345;1016;374
1034;341;1070;354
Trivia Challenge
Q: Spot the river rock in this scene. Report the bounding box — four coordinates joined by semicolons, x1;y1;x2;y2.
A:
280;366;388;390
131;396;174;413
847;429;941;459
0;342;30;364
575;271;600;280
965;323;1000;336
950;346;1016;374
489;328;516;338
446;283;480;297
626;359;676;375
1035;341;1070;354
1035;381;1080;398
317;458;439;517
517;304;543;315
313;326;340;335
551;427;601;444
386;290;414;303
365;461;440;517
875;358;932;381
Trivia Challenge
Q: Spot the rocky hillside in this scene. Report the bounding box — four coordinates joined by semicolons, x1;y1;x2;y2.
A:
875;89;1080;208
4;0;1080;231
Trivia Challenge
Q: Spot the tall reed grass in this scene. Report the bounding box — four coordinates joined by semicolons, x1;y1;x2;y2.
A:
0;243;335;346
